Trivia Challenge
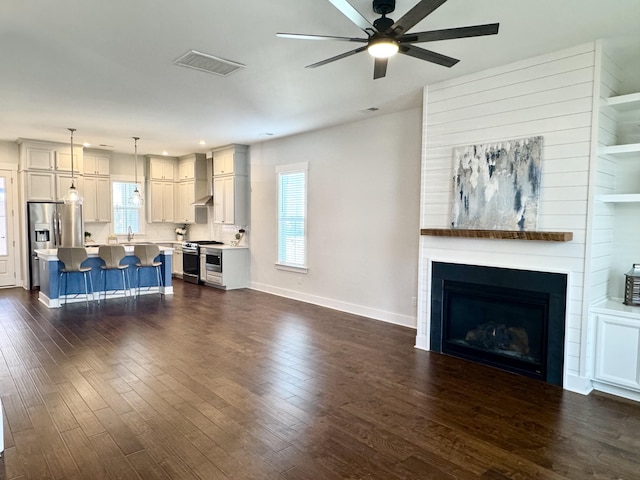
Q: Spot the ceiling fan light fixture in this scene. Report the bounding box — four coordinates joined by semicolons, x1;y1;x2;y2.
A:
367;38;399;58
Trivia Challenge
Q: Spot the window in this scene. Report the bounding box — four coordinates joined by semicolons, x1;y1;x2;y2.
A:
112;181;142;235
277;163;307;270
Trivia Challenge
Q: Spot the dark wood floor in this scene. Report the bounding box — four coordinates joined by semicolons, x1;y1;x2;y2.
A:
0;282;639;480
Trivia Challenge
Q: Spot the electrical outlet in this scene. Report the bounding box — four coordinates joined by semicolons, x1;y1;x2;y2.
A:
411;296;417;307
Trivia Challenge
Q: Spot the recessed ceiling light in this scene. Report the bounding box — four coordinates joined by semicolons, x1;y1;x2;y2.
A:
199;140;206;145
162;151;168;156
83;142;91;147
259;132;275;137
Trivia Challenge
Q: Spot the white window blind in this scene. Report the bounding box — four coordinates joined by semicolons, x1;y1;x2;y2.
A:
277;164;307;269
112;182;141;235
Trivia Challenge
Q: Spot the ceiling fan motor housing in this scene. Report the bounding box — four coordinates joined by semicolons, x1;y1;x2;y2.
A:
373;0;395;15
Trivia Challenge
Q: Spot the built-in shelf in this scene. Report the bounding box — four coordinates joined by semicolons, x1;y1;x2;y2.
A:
420;229;573;242
592;299;640;320
598;194;640;203
601;143;640;157
606;92;640;112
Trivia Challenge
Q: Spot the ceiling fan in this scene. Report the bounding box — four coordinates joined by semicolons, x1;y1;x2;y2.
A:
277;0;499;79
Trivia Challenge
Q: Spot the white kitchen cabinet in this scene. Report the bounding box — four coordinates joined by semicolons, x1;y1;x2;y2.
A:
176;180;206;224
201;247;249;290
26;171;56;201
83;154;110;176
594;307;640;392
55;147;82;173
55;174;84;203
178;153;207;180
83;176;111;222
25;147;55;170
148;181;175;223
172;244;183;277
148;157;176;181
212;145;248;177
213;175;248;225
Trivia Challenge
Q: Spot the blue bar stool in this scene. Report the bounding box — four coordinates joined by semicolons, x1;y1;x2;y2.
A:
98;245;130;302
57;247;94;306
133;244;164;297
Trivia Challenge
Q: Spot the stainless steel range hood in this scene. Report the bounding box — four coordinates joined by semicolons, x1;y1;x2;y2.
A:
192;195;213;206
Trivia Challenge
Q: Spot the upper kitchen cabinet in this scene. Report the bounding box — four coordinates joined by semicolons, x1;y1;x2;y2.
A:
84;176;111;222
212;145;248;177
55;147;82;173
178;153;207;180
83;151;110;176
213;175;248;226
25;147;55;170
147;155;176;181
176;180;207;224
148;181;175;223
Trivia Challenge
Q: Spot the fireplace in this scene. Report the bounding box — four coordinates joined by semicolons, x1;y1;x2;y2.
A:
430;262;567;386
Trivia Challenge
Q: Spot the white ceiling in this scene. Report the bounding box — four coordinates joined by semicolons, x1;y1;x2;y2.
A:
1;0;639;156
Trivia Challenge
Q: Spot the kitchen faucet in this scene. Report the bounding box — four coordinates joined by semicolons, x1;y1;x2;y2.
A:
127;225;133;242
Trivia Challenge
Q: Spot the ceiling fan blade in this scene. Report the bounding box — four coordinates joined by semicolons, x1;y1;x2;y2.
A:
399;44;459;67
306;46;368;69
399;23;500;43
277;33;368;43
389;0;449;36
373;58;388;79
326;0;375;33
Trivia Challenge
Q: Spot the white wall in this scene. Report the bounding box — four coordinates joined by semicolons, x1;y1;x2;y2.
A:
417;43;599;393
249;108;422;327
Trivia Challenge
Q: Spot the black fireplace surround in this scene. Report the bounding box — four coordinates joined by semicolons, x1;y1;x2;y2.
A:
430;262;567;386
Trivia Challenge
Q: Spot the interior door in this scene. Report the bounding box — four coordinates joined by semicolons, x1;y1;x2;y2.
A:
0;171;16;286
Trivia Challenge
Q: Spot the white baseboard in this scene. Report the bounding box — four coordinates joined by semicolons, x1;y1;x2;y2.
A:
592;381;640;402
414;334;429;350
250;282;416;329
563;373;593;395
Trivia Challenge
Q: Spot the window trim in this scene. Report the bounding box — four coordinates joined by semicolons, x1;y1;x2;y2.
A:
111;174;146;237
275;162;308;272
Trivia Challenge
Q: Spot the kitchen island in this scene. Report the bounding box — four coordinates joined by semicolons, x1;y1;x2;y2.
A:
35;245;173;308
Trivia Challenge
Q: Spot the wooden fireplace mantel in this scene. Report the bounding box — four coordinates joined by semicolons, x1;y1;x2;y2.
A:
420;228;573;242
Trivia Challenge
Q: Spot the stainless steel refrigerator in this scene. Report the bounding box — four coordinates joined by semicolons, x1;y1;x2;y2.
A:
27;201;84;289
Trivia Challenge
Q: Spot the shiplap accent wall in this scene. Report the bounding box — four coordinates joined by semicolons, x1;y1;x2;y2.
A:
417;43;598;392
590;51;620;305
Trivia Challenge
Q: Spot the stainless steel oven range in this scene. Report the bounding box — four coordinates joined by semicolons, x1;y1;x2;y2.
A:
181;240;223;284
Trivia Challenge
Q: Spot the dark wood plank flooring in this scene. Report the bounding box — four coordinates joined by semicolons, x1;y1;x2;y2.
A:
0;281;639;479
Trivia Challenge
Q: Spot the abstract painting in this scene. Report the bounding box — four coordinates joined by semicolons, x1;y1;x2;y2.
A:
450;136;543;231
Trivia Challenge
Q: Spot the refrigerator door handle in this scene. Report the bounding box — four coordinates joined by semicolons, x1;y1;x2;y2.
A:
53;211;60;246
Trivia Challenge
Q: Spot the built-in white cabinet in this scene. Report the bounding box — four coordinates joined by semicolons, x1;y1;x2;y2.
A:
25;147;55;170
83;153;110;176
593;306;640;392
172;244;183;277
175;154;208;224
200;247;249;290
55;148;82;173
149;181;175;223
211;145;248;226
148;157;176;181
83;176;111;222
213;175;248;225
55;174;83;203
25;171;56;201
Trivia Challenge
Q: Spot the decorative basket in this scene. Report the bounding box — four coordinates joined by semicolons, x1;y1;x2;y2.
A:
623;264;640;306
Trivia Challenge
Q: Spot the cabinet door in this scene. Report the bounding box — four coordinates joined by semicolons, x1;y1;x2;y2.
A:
178;159;195;180
162;182;175;222
150;182;164;222
213;151;233;176
222;176;235;225
56;150;82;173
55;174;83;202
595;314;640;390
213;177;225;224
26;171;56;201
84;155;110;176
83;176;98;221
173;251;183;275
150;159;175;180
177;181;195;223
26;148;55;170
95;177;111;222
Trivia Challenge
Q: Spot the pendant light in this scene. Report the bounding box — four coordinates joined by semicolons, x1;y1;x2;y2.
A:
130;136;143;208
63;128;83;205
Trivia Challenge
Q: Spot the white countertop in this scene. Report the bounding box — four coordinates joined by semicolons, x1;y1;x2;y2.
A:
35;245;174;261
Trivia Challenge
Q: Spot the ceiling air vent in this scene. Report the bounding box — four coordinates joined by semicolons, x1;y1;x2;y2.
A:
173;50;245;77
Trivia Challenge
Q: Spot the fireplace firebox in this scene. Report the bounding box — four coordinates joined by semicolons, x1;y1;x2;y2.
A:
430;262;567;386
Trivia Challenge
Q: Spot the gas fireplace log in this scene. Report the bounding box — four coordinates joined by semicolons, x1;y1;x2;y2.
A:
464;322;530;354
